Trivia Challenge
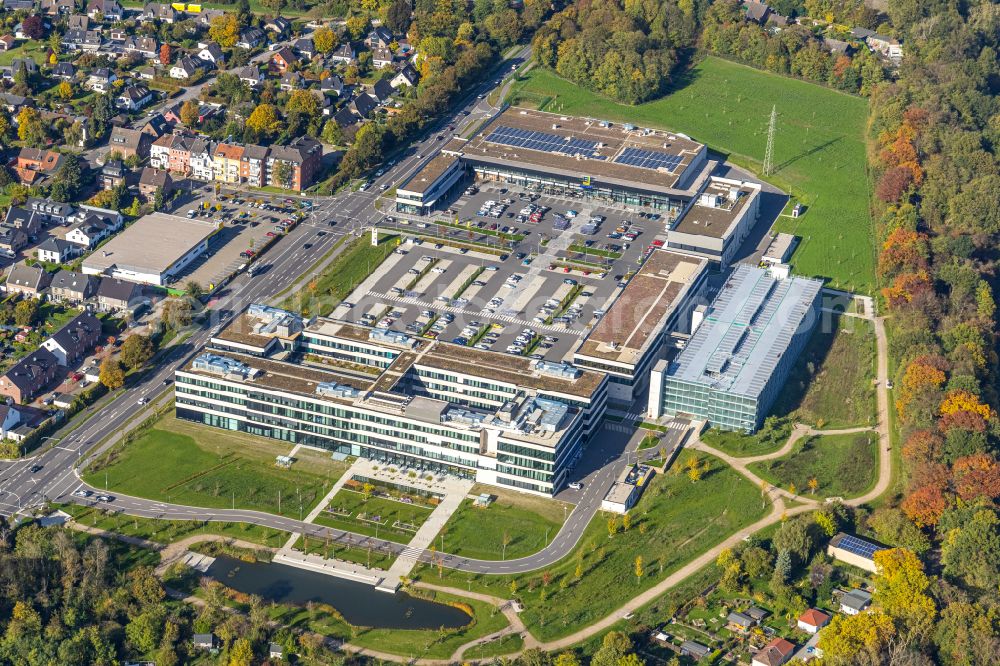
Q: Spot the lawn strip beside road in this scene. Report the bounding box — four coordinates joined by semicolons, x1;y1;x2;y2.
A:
700;417;793;458
82;410;350;518
413;457;769;642
510;57;874;293
748;431;877;499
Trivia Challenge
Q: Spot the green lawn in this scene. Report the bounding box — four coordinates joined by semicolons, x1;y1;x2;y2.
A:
437;486;569;560
60;503;290;548
84;410;351;517
0;40;51;66
415;457;769;641
311;489;434;544
467;633;524;660
511;57;874;293
700;417;793;457
294;534;397;570
774;315;876;428
279;234;398;316
749;432;877;498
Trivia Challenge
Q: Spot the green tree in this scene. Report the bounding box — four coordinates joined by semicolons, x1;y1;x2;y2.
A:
872;548;936;638
235;0;251;27
228;638;254;666
120;334;154;370
385;0;411;33
126;609;164;654
940;508;1000;589
99;357;126;390
13;299;38;326
591;631;632;666
57;80;73;100
209;13;240;48
272;160;293;189
246;103;282;137
16;107;46;146
179;99;200;127
313;26;337;53
553;652;580;666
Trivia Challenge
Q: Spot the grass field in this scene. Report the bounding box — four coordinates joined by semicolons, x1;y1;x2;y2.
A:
279;234;397;316
61;504;290;548
510;57;874;293
0;40;50;67
312;489;434;544
437;485;569;560
749;432;877;498
700;417;793;457
774;315;876;428
84;411;351;517
415;457;769;641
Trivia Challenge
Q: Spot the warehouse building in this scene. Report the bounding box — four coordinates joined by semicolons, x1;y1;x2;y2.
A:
573;249;708;405
648;264;822;432
82;213;219;286
397;107;710;218
665;176;762;265
175;305;608;496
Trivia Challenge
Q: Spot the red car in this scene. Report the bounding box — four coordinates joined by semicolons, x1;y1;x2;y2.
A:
651;239;665;247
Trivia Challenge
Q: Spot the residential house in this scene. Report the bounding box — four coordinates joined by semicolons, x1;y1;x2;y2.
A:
0;227;27;256
108;126;152;160
239;143;269;187
752;638;796;666
141;2;177;23
134;65;156;80
279;70;303;91
329;43;356;65
109;27;127;40
823;38;853;56
371;77;393;104
372;47;393;69
797;609;830;634
95;277;141;312
123;35;159;59
744;1;771;24
213;143;244;184
12;148;64;186
101;159;125;190
68;14;90;30
390;63;418;88
332;105;356;128
366;26;392;48
87;67;116;92
41;312;101;365
139;114;170;138
746;607;770;624
352;92;377;119
266;136;322;191
188;138;215;181
679;641;711;660
87;0;123;21
4;206;42;239
65;216;118;249
236;27;265;49
0;35;15;52
51;62;76;80
193;634;218;650
839;589;872;616
150;133;193;175
26;198;74;226
8;57;37;78
271;46;298;72
169;55;198;80
0;93;31;115
67;205;122;229
235;64;263;88
292;37;314;60
3;0;33;10
264;16;290;35
321;74;343;96
850;26;875;41
197;41;224;67
65;29;102;51
49;269;97;303
0;348;60;403
867;33;903;60
3;264;51;298
41;0;75;15
268;644;283;660
195;8;224;26
36;238;78;264
0;403;51;441
116;84;154;111
138;167;172;201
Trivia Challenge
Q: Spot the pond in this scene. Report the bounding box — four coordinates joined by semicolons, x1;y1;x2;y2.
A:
204;556;471;630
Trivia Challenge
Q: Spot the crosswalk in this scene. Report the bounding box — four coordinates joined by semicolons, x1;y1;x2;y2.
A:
399;546;425;561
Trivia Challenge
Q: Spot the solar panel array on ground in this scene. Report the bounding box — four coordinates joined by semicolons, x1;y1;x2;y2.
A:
614;147;684;172
485;125;599;157
837;534;882;559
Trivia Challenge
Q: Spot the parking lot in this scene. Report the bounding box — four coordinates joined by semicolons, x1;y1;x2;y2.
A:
346;185;672;363
169;191;315;290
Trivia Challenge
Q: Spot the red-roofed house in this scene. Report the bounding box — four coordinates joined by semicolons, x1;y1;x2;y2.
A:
797;609;831;634
752;637;796;666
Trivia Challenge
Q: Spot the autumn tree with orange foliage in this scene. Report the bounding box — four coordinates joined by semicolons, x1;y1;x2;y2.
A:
882;270;932;308
951;453;1000;502
901;429;943;466
896;355;948;421
877;228;928;278
901;483;949;528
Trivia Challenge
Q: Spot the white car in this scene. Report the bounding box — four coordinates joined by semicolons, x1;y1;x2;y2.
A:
568;481;583;490
72;489;92;498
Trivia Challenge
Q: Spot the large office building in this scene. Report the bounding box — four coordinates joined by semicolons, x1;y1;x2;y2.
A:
82;212;219;286
665;176;762;265
573;249;709;405
397;107;710;217
648;265;822;432
175;305;608;496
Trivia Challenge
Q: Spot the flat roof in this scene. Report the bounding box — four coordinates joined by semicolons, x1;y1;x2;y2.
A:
82;213;217;275
763;233;798;262
670;179;760;239
575;250;707;367
666;264;823;399
457;107;705;193
397;152;460;195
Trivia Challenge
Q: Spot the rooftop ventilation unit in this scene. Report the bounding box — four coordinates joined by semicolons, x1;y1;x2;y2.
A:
316;381;361;399
370;328;415;348
534;360;581;379
192;353;259;379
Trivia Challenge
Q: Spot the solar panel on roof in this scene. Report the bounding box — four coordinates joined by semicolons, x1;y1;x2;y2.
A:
838;535;880;559
614;147;684;172
485;125;598;156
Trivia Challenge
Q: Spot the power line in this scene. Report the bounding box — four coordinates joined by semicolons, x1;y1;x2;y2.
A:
764;105;777;177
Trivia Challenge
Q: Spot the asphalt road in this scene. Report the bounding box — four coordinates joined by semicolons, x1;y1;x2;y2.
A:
0;44;661;576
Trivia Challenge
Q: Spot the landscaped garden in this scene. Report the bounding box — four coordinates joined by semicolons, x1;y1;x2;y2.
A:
312;486;434;544
83;410;351;516
414;456;770;641
509;56;874;293
749;432;877;498
436;486;570;560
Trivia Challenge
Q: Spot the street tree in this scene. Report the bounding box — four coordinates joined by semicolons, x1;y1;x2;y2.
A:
99;358;126;390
